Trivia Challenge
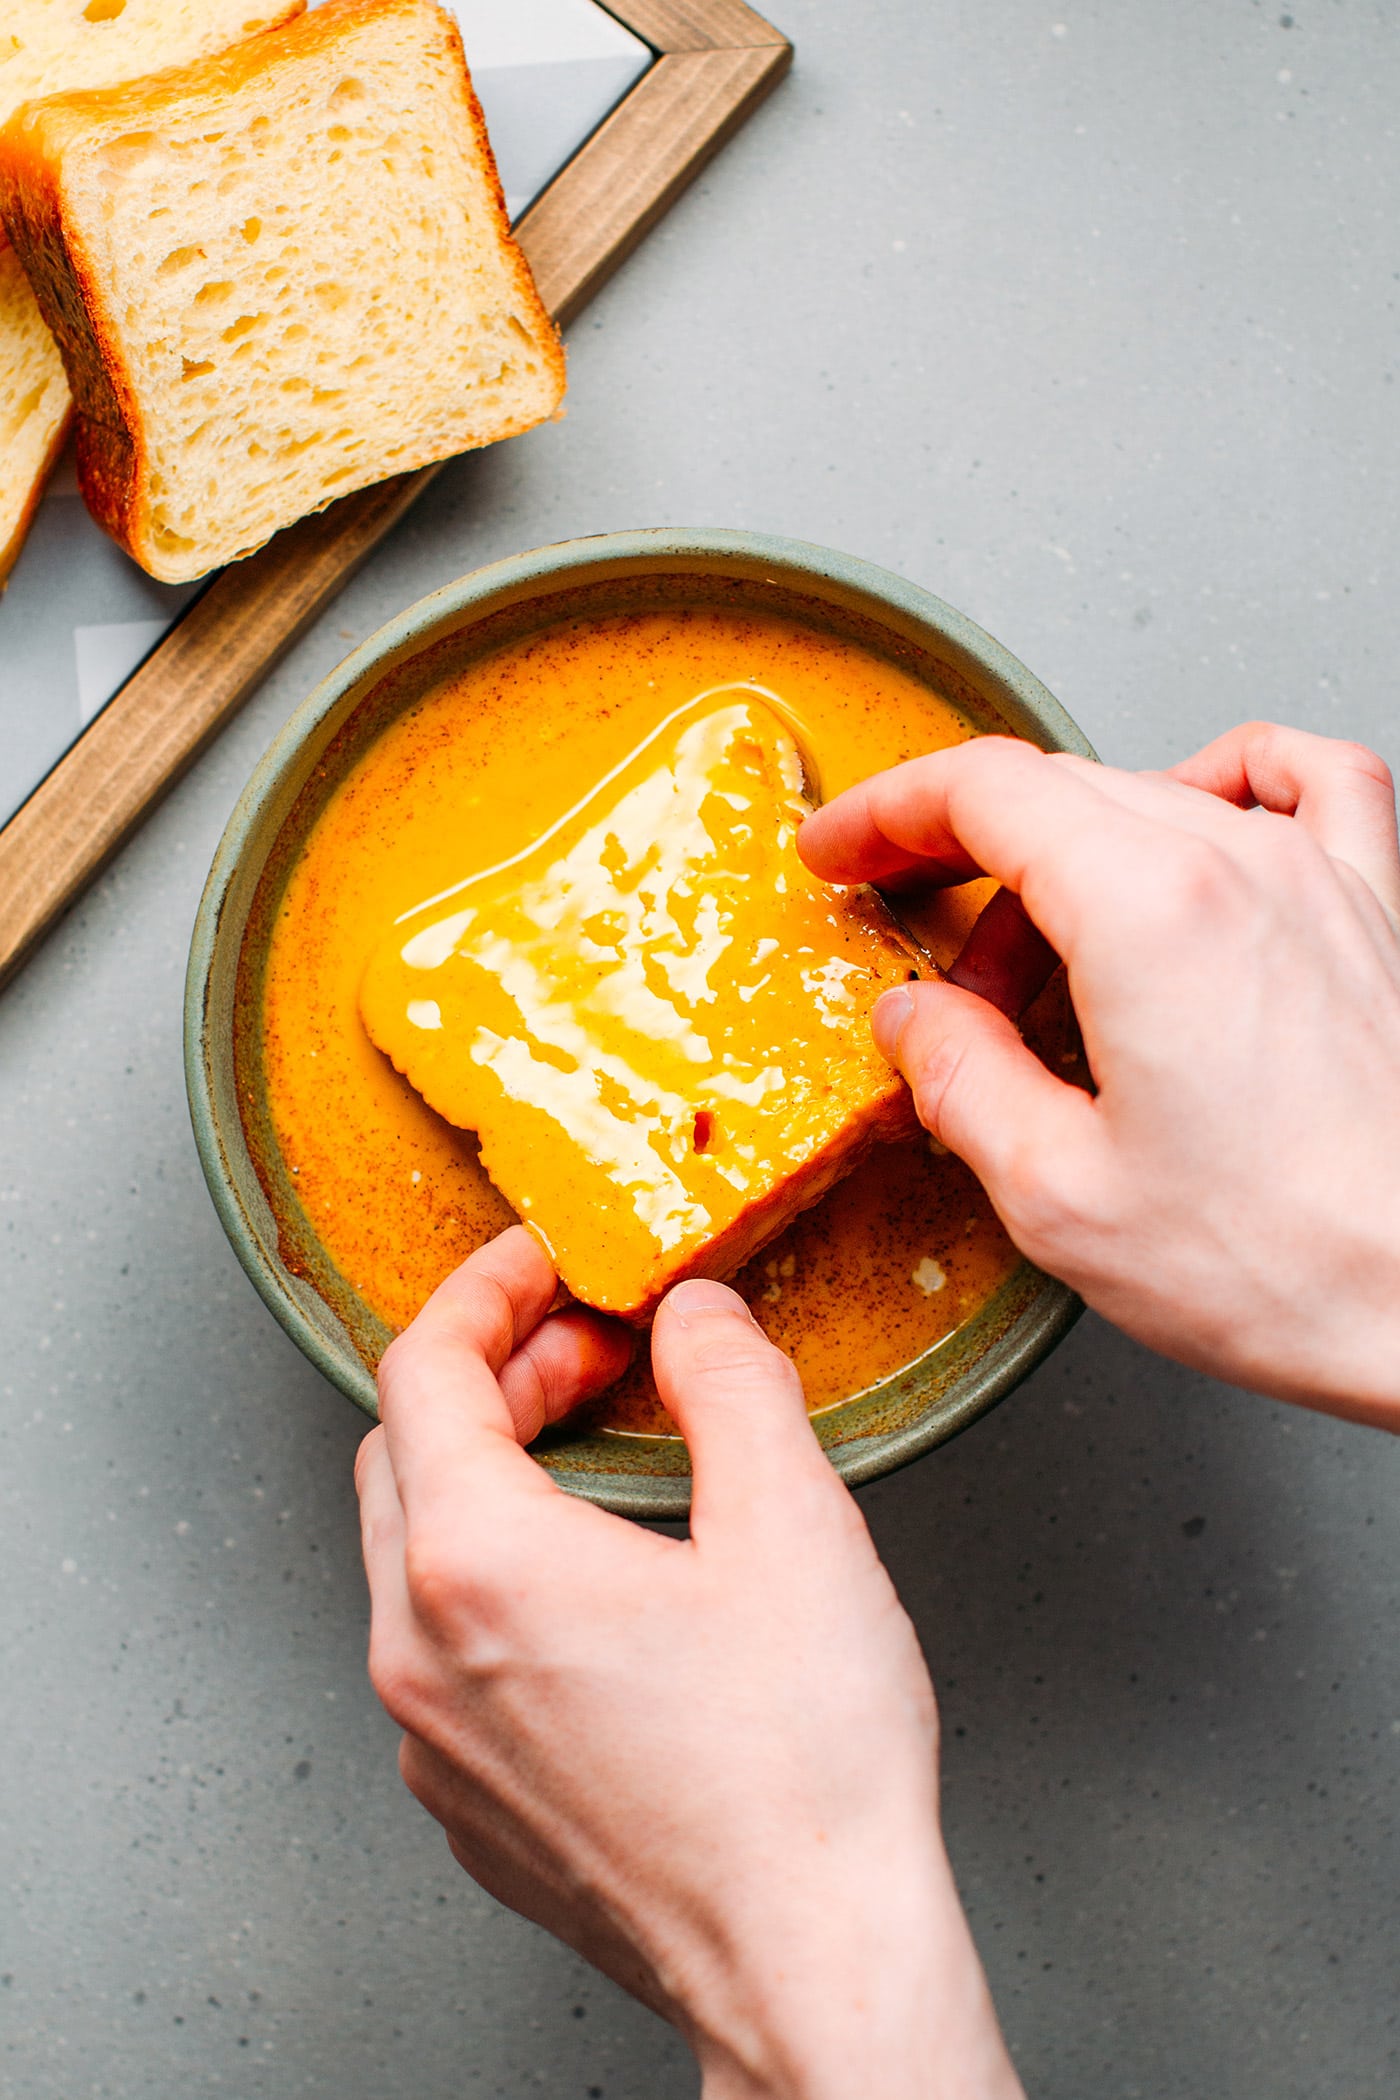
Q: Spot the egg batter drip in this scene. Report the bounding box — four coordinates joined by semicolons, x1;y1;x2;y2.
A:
359;692;921;1321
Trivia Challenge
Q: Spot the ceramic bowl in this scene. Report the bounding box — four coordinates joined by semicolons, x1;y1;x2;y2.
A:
186;528;1092;1517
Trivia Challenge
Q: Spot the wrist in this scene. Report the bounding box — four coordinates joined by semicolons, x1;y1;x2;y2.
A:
686;1840;1023;2100
1229;1230;1400;1432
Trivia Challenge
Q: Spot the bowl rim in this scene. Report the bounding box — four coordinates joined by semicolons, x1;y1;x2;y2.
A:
186;526;1088;1517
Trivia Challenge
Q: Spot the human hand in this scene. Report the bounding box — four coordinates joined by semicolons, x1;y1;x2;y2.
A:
800;723;1400;1428
356;1226;1022;2100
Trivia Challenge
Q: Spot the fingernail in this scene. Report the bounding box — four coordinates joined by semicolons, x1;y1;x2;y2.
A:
872;985;915;1062
663;1278;756;1329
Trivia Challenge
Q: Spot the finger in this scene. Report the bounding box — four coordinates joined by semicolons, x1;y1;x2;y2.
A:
947;887;1061;1020
798;739;1155;961
1167;721;1400;916
497;1307;633;1445
871;978;1101;1206
649;1279;836;1540
376;1225;566;1530
799;794;986;889
354;1426;417;1697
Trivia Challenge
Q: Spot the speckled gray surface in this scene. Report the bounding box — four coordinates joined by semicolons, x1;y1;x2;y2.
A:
3;3;1398;2095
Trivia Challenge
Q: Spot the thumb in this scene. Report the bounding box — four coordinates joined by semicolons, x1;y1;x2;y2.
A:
872;979;1101;1221
650;1279;838;1539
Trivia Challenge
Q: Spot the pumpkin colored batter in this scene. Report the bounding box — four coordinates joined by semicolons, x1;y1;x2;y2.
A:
260;605;1029;1436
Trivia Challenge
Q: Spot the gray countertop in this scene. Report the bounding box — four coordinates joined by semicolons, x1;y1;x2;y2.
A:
3;3;1398;2095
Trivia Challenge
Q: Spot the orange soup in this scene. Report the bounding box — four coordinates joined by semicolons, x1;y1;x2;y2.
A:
260;604;1032;1436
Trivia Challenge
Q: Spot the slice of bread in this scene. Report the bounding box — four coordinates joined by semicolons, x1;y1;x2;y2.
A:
0;2;306;137
360;694;925;1326
0;1;305;583
0;240;70;585
0;0;566;583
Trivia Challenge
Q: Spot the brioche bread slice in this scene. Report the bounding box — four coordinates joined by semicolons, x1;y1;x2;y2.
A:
0;0;566;583
0;240;69;585
360;694;925;1326
0;0;306;583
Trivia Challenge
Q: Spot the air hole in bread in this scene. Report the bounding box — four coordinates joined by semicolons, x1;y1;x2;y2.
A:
221;312;265;341
194;279;234;305
84;0;127;21
241;217;262;244
103;129;155;169
181;358;215;380
157;245;205;276
10;382;45;427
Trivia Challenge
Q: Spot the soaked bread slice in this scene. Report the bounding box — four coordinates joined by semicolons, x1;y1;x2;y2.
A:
0;0;565;583
360;693;925;1326
0;242;69;585
0;0;305;583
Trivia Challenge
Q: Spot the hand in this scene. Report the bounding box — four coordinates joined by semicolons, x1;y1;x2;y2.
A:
800;723;1400;1428
356;1226;1022;2100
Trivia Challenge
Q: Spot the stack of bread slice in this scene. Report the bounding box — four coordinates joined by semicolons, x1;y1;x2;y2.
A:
1;0;567;584
0;0;308;585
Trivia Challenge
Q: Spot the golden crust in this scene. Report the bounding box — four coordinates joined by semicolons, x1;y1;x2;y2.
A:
0;0;566;579
0;119;138;555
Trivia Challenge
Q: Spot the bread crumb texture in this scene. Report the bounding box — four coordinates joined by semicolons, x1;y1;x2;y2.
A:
3;0;564;580
0;1;304;581
0;242;69;583
0;1;305;133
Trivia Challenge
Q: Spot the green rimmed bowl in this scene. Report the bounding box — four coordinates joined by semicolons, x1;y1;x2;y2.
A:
186;528;1092;1517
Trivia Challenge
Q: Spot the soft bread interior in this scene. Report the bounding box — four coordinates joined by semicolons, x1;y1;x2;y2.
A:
0;0;306;579
0;1;306;131
0;243;70;584
49;0;564;579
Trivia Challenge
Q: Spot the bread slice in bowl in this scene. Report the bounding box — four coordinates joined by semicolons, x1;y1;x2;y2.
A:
0;0;566;583
0;0;307;584
360;692;926;1326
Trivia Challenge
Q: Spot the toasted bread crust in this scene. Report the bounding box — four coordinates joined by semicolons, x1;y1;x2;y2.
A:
0;0;565;580
0;129;140;554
